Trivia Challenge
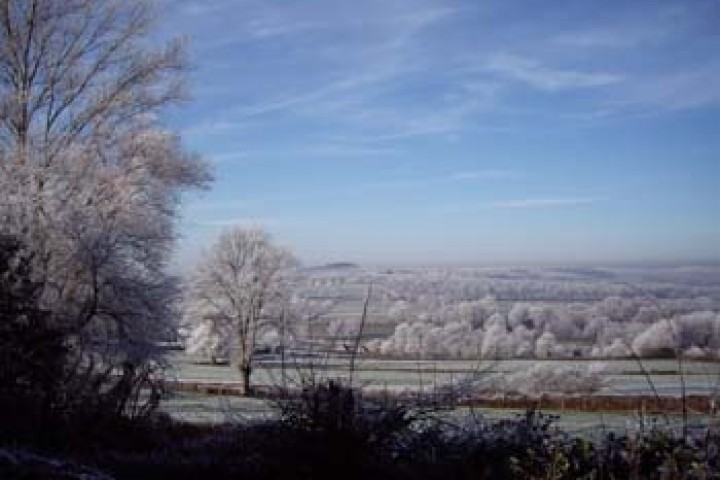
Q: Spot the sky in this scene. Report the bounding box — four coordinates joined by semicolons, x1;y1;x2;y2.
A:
156;0;720;268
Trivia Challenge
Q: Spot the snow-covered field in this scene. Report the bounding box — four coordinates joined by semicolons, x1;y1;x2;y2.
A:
167;351;720;397
164;350;720;432
161;390;712;434
163;353;720;435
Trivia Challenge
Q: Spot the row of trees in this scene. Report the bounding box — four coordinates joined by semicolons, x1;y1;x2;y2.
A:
303;268;720;305
185;254;720;365
367;309;720;360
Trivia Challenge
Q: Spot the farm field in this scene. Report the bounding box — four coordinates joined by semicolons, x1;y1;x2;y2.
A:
163;352;720;433
166;351;720;397
162;391;716;435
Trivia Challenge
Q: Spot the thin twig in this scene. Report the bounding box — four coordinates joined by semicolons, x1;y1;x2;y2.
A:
349;284;372;386
622;338;670;426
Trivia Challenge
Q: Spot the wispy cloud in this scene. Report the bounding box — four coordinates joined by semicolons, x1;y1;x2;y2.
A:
169;1;480;143
182;120;252;138
551;2;713;51
196;217;278;228
553;28;659;49
363;170;516;190
195;144;401;162
206;152;250;163
489;197;602;209
231;70;404;119
485;53;623;91
613;66;720;113
177;1;230;17
187;2;458;48
168;0;718;146
300;144;402;157
449;170;515;181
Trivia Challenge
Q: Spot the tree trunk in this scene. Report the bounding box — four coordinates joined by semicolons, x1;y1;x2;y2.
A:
240;363;252;396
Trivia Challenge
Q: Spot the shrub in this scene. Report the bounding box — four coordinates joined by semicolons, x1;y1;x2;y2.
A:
271;379;415;478
0;236;67;442
0;235;166;447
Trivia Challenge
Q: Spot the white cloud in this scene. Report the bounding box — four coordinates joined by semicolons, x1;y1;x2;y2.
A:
182;120;252;137
449;170;515;181
552;2;713;51
231;70;404;119
185;200;253;212
196;217;278;228
301;144;402;157
486;53;623;91
177;1;231;17
553;28;658;49
615;66;720;112
363;170;516;190
207;152;250;163
490;197;602;209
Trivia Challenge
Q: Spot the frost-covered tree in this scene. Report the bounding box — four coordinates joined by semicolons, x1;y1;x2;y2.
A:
507;304;530;329
595;338;632;358
0;0;210;418
185;317;232;365
676;311;720;349
632;320;678;357
481;323;514;359
183;228;295;395
457;298;496;328
535;331;557;359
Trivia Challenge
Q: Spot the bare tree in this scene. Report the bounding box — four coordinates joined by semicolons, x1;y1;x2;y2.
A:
0;0;185;160
184;228;296;395
0;0;210;419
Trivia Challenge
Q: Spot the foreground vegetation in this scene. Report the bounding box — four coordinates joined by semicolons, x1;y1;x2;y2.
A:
2;380;720;479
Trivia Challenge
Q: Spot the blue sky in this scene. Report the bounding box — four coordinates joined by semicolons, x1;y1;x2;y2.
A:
156;0;720;267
